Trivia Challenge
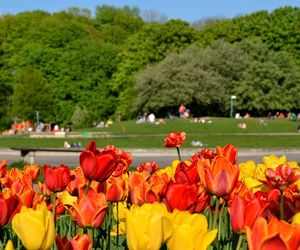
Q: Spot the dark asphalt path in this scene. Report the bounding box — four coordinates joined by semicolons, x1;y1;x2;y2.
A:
1;148;300;167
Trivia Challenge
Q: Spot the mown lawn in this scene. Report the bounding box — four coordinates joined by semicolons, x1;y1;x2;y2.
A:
0;117;299;149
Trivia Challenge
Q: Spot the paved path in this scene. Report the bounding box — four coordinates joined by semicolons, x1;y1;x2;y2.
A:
1;148;300;167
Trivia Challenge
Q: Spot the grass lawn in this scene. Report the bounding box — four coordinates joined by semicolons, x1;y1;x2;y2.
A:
1;117;299;149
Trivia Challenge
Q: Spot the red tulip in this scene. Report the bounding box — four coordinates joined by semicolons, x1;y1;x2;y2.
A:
164;132;186;147
195;184;210;213
262;164;300;191
44;164;71;192
56;236;71;250
0;193;20;227
198;155;240;197
72;188;107;228
56;234;92;250
229;194;267;233
174;161;199;184
80;141;118;182
137;161;160;174
190;148;215;163
103;145;132;177
165;181;198;212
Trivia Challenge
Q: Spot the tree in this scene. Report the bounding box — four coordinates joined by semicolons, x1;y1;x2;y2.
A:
0;82;13;129
234;40;300;115
94;5;144;44
135;39;300;117
11;68;55;122
134;44;243;116
111;19;199;118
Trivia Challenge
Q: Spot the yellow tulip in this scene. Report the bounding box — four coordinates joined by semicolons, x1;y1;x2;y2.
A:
125;203;172;250
166;210;217;250
12;202;55;250
4;240;14;250
239;161;265;191
60;190;77;206
239;160;257;179
292;212;300;225
111;202;127;236
262;154;287;168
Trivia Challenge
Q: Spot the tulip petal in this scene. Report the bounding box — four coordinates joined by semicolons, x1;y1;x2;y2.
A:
40;210;55;250
12;210;46;249
125;208;139;250
198;229;218;250
260;234;287;250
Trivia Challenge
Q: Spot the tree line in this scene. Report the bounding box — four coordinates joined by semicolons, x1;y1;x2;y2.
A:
0;5;299;129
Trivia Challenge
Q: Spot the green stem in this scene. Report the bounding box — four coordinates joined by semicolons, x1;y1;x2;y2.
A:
236;234;243;250
218;200;225;241
105;203;113;250
87;228;94;245
52;193;57;224
85;180;91;195
17;237;20;250
208;196;215;230
68;214;72;238
212;197;220;229
280;192;284;220
51;193;57;250
176;147;182;161
116;202;119;248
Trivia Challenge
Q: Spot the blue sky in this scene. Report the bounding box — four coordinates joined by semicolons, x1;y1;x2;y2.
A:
1;0;300;23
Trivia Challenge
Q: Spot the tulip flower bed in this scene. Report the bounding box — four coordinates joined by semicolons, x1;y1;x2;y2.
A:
0;131;300;250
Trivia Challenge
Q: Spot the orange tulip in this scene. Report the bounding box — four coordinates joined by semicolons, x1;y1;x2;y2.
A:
198;155;240;197
0;159;7;178
67;167;88;196
128;172;161;205
23;164;40;181
216;144;238;165
70;234;93;250
7;168;32;187
16;185;37;208
246;217;300;250
106;175;128;202
72;188;107;228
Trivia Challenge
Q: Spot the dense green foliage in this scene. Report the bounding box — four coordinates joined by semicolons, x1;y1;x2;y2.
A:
136;40;300;116
0;6;300;129
11;67;55;121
